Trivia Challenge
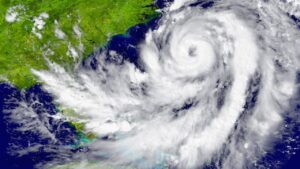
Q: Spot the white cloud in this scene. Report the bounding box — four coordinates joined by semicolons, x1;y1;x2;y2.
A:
5;5;25;23
32;0;300;168
32;12;49;39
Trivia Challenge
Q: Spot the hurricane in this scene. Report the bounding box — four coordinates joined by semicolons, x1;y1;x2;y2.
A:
27;0;300;168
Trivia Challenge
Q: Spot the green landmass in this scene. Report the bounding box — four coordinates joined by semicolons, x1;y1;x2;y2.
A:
0;0;159;157
58;106;97;145
0;0;158;88
69;121;97;145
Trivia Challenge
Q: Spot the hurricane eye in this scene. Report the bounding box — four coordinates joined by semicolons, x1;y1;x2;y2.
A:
20;0;300;168
188;46;197;57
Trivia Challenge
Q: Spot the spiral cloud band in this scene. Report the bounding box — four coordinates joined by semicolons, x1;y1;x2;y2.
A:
32;0;300;168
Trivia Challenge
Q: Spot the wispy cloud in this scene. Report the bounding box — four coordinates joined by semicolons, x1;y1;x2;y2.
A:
32;0;300;168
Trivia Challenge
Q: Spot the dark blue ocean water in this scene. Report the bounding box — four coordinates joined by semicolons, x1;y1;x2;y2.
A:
0;84;79;169
0;5;162;168
0;0;299;168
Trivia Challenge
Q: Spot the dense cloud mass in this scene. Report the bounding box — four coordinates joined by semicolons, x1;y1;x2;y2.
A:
31;0;300;168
